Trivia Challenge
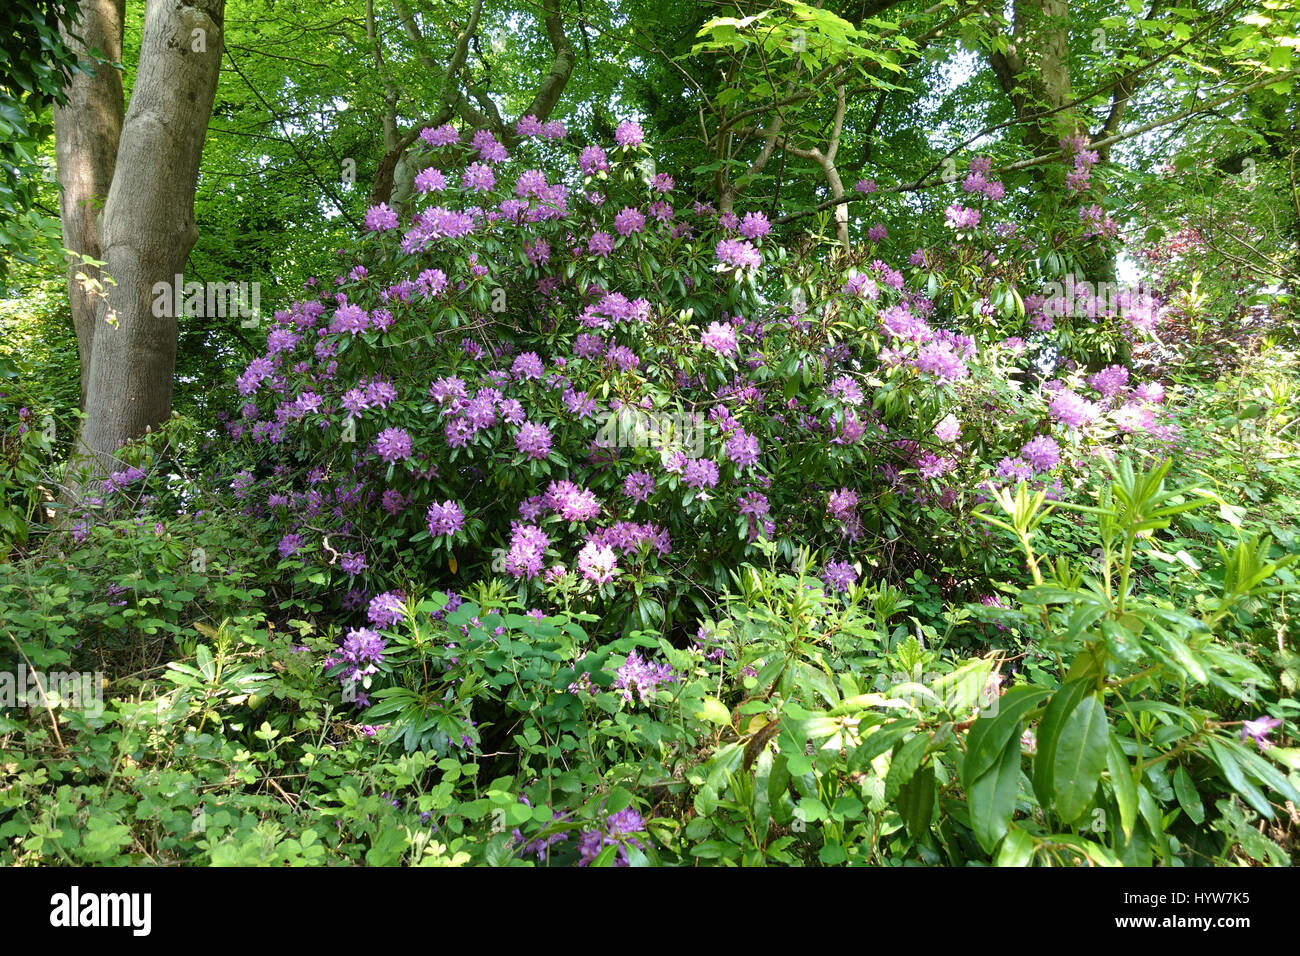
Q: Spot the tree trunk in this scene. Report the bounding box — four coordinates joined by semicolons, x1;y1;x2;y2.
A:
70;0;227;485
989;0;1122;363
54;0;126;412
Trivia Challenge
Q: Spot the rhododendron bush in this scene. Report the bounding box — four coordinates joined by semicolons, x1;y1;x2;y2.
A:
6;3;1300;871
213;121;1181;663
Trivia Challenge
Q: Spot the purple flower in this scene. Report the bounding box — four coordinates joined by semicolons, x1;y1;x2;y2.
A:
915;343;968;381
715;238;762;270
701;321;738;356
827;488;859;523
1049;390;1099;429
739;211;771;239
944;203;981;230
106;466;147;491
340;552;367;576
472;129;508;163
577;541;618;584
1021;436;1060;472
365;203;399;231
917;452;955;480
822;561;858;593
587;231;615;258
514;169;548;199
512;351;544;381
828;375;864;405
613;206;646;236
879;305;930;341
514;421;553;460
375;427;413;463
416;269;448;298
934;414;960;442
505;523;550;579
1113;403;1156;433
368;591;407;627
426;500;465;537
516;114;544;136
414;167;446;193
420;124;459;146
577;807;648;866
623;471;655;503
277;533;306;559
429;375;467;406
683;458;720;490
1133;381;1165;404
738;491;770;518
519;239;550;268
266;328;300;354
331;302;370;334
1087;364;1130;399
461;162;496;192
336;627;386;683
546;480;601;522
724;428;760;470
1241;716;1282;750
613;650;676;704
995;456;1033;482
867;223;888;242
614;121;645;147
579;146;609;175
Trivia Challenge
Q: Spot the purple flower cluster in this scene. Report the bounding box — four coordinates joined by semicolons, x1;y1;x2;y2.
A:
701;321;738;356
505;523;551;579
367;591;407;627
577;541;618;583
821;561;858;593
944;203;981;230
1049;390;1100;429
1021;436;1060;472
514;421;553;459
374;427;413;463
715;239;761;270
577;807;647;866
426;500;465;537
613;650;677;704
724;428;760;470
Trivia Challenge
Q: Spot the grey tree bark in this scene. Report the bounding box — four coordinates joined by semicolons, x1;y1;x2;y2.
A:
54;0;126;412
66;0;227;486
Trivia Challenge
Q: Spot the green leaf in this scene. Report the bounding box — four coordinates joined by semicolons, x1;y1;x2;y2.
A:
968;730;1023;853
847;718;917;771
995;825;1037;867
1106;733;1137;838
929;656;996;715
1032;677;1092;809
897;762;935;839
1173;765;1204;824
962;686;1051;786
695;696;731;726
884;731;930;802
1207;739;1273;818
78;814;132;863
1051;693;1109;824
